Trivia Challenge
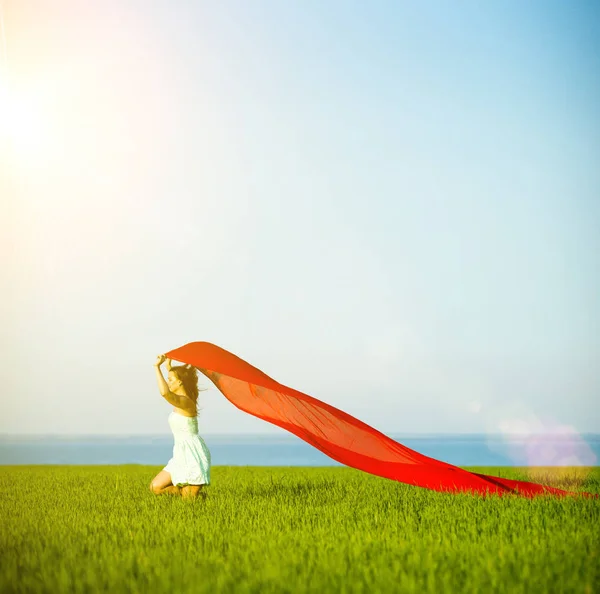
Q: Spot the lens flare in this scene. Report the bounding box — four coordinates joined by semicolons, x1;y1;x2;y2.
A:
487;413;597;488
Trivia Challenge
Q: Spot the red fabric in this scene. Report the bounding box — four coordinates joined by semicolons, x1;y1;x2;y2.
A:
165;341;593;498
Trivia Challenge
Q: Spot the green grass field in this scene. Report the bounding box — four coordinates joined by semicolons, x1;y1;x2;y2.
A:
1;466;598;593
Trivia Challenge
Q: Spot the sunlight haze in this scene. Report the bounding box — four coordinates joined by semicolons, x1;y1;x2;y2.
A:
1;0;598;438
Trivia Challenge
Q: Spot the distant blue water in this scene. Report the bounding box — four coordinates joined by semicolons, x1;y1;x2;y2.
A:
1;434;598;467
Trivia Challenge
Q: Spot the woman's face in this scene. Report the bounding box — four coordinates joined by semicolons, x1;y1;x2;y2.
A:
167;371;182;391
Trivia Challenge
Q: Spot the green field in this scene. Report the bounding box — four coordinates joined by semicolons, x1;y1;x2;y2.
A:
1;466;598;593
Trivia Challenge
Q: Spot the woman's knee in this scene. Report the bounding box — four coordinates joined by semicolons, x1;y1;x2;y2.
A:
149;470;172;494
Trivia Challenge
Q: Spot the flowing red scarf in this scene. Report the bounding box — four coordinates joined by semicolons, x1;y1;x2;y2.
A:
166;341;593;498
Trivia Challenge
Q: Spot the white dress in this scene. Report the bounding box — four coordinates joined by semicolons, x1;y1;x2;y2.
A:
163;411;211;486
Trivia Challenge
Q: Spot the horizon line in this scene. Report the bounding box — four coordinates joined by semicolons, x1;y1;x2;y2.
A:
1;431;599;439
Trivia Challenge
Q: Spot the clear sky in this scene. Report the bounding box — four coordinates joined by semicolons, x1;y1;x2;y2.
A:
1;0;598;437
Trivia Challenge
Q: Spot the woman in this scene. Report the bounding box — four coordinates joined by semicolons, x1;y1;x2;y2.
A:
149;354;211;499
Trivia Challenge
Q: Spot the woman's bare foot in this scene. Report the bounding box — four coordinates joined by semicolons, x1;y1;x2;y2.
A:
181;485;205;500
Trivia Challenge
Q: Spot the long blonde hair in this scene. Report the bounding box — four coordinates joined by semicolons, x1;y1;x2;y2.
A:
171;364;206;413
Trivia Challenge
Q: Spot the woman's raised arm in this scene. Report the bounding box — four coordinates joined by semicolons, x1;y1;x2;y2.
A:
154;355;169;397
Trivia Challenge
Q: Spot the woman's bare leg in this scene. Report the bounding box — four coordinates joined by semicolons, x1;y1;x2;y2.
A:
149;470;181;496
181;485;204;500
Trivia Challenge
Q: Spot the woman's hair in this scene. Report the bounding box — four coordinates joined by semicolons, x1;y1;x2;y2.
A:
170;364;205;412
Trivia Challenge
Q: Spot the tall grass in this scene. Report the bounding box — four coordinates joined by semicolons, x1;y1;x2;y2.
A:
1;466;598;593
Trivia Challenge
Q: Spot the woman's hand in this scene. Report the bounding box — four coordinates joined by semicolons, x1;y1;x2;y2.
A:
165;358;173;371
154;354;166;367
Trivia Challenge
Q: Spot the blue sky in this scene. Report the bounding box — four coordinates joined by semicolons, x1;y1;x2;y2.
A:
2;0;598;437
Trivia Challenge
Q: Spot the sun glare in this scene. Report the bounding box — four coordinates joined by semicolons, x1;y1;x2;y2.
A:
0;78;49;162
